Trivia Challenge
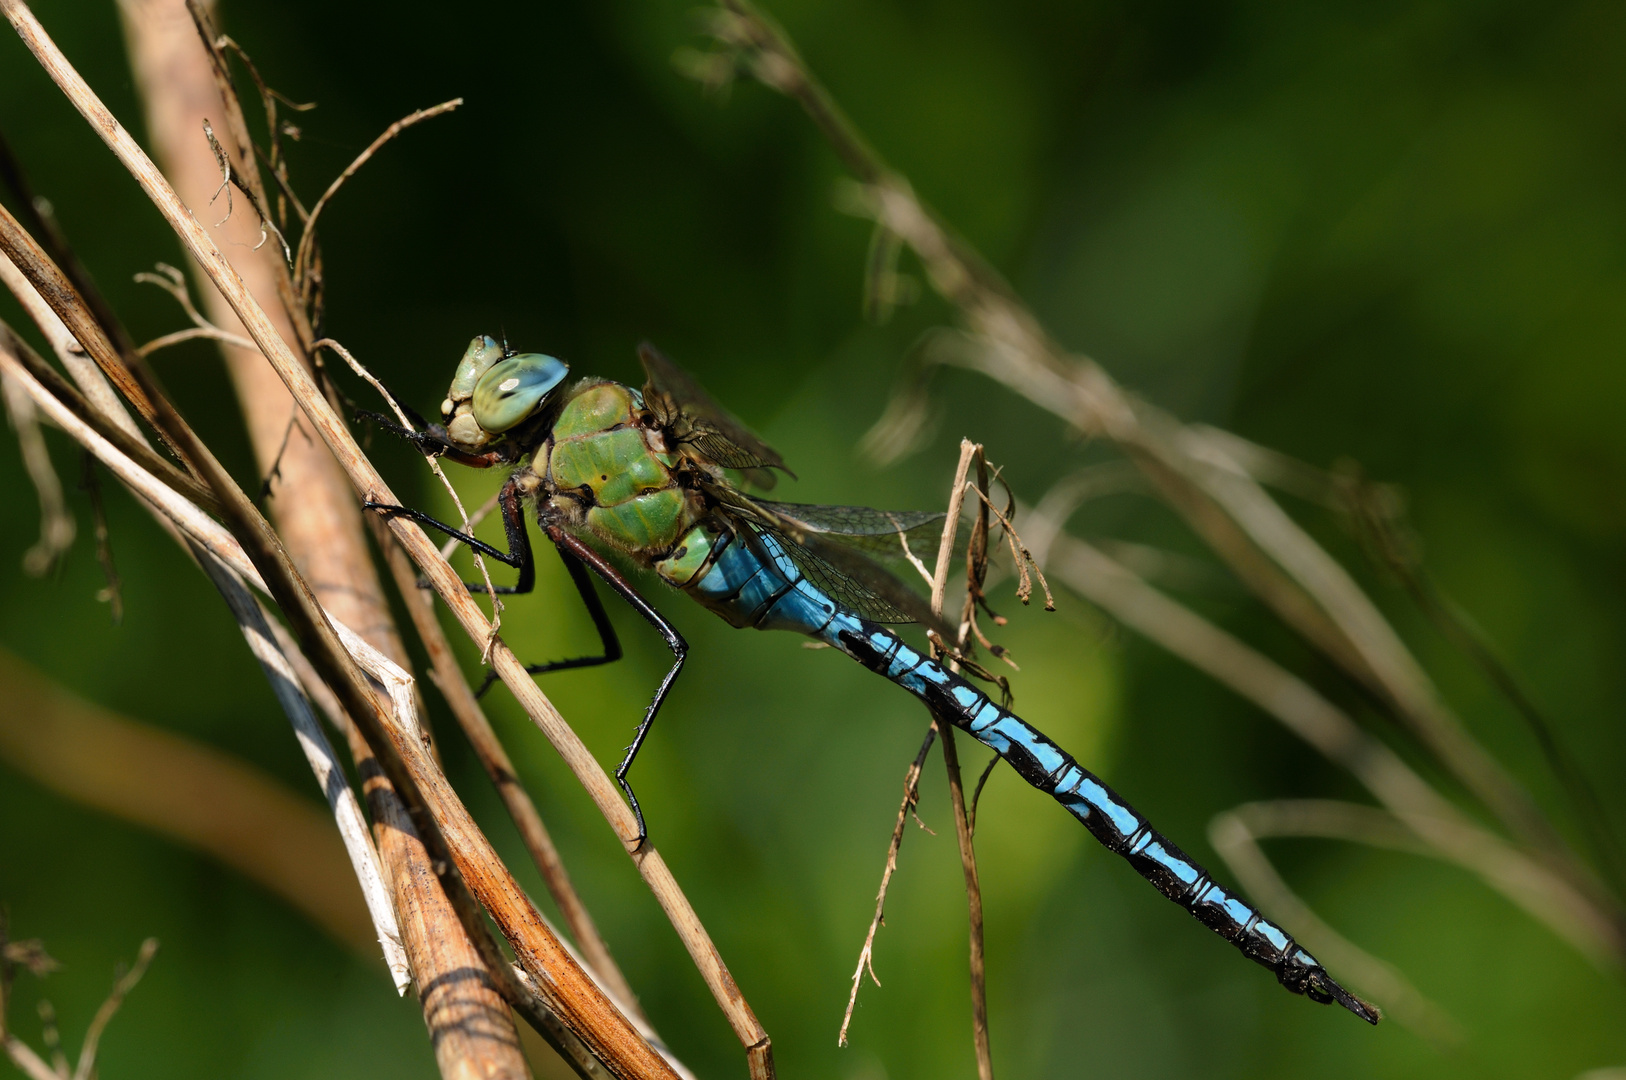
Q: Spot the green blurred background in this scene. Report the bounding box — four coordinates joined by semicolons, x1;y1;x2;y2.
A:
3;0;1626;1077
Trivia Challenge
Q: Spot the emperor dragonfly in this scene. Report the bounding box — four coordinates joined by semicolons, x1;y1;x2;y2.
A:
364;335;1379;1024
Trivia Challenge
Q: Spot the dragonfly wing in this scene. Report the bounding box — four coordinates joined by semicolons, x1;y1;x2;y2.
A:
755;500;946;560
638;342;794;478
697;478;956;635
768;524;959;638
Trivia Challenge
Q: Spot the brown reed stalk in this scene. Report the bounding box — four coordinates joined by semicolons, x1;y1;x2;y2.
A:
936;725;991;1078
105;16;514;1068
4;2;768;1072
0;270;414;982
375;530;646;1019
0;282;653;1075
924;440;995;1080
4;146;522;1080
0;125;656;1080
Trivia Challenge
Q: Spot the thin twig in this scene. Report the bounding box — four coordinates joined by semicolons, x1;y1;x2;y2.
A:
937;723;991;1079
317;335;502;632
203;117;291;263
839;723;938;1047
202;115;233;225
179;0;316;353
442;486;502;560
886;509;936;588
136;325;257;357
928;439;993;1080
967;754;998;837
70;938;157;1080
217;34;316;230
929;440;979;612
1;369;74;575
292;99;462;290
959;481;1052;611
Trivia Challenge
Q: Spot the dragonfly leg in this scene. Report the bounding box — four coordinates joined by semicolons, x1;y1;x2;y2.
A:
358;409;511;469
364;473;536;594
472;545;624;698
546;523;687;847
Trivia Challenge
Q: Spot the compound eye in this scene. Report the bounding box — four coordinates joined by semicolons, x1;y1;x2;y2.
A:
447;334;505;404
472;353;569;433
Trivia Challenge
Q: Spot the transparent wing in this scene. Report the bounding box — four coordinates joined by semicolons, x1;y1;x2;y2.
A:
638;341;794;478
755;500;945;560
758;526;921;624
701;480;954;634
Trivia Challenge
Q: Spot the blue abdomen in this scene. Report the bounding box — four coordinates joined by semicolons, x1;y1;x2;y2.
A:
678;526;840;634
667;522;1370;1019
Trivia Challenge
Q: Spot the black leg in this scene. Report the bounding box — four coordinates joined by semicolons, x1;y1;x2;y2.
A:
546;524;686;847
473;544;624;697
358;409;511;469
365;474;535;594
356;409;452;457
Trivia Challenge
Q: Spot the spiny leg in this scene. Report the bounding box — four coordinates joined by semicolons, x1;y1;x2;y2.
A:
369;480;630;702
473;544;624;698
357;408;511;469
364;473;534;594
546;523;687;846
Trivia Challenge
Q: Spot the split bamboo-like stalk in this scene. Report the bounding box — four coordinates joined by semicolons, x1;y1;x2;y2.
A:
116;2;528;1072
0;321;655;1078
3;1;768;1073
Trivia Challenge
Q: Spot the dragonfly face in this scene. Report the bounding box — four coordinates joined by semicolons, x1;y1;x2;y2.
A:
438;334;569;452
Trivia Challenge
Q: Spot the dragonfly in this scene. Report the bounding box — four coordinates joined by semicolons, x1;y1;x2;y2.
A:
363;334;1379;1025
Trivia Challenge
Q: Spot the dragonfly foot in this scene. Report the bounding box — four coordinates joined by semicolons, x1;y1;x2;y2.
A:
616;772;649;848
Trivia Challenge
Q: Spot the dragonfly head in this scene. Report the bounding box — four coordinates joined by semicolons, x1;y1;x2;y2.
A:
440;334;569;451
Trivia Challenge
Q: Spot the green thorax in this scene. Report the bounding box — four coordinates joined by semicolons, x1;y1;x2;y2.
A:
544;381;702;555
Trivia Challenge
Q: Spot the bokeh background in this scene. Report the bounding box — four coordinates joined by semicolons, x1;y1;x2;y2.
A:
3;1;1626;1077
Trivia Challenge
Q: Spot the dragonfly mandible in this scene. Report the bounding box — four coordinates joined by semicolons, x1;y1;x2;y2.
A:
362;334;1380;1024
